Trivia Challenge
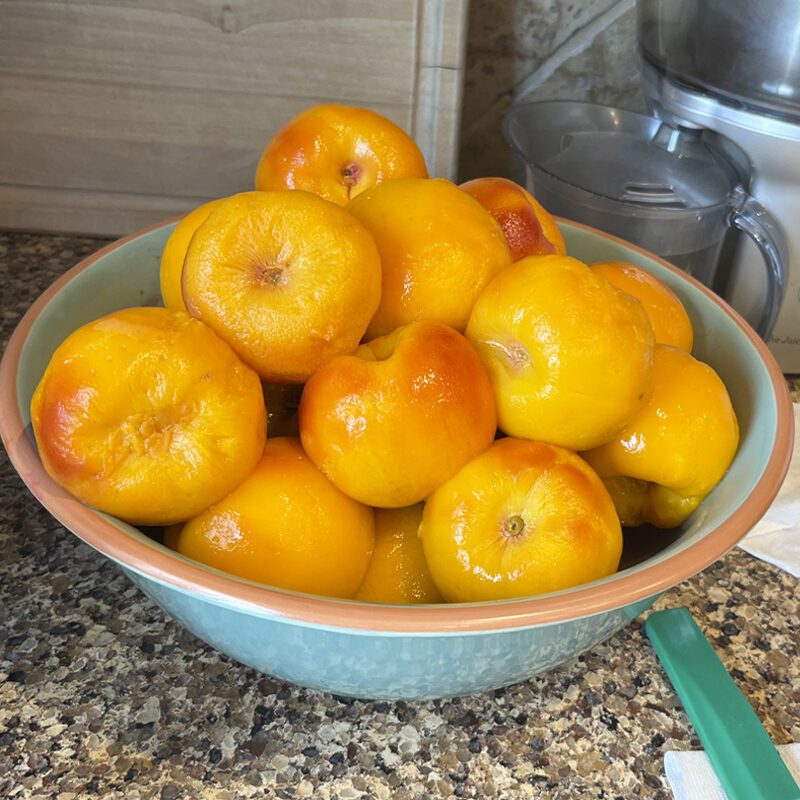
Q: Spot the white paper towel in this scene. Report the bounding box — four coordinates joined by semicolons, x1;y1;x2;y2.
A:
664;744;800;800
737;402;800;577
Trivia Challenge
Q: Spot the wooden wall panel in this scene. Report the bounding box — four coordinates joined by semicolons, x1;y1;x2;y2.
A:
0;0;468;235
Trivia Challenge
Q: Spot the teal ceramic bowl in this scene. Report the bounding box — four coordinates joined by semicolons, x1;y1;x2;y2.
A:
0;219;792;700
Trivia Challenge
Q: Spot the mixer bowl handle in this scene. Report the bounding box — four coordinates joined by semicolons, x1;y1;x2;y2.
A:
728;186;788;340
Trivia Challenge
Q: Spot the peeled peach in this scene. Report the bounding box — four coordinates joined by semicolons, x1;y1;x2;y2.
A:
299;320;497;508
460;176;566;260
590;260;693;351
420;438;622;602
255;103;428;205
159;198;225;312
181;191;381;383
466;254;655;450
583;345;739;528
354;505;444;604
172;438;375;598
30;307;266;526
347;178;512;338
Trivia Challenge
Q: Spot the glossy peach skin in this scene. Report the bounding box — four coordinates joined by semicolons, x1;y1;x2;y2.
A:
460;176;566;260
255;103;428;206
159;198;225;312
299;320;497;508
354;505;444;604
583;345;740;528
172;438;375;599
590;260;694;351
466;254;655;451
181;191;382;383
348;178;512;339
30;307;266;526
420;438;623;603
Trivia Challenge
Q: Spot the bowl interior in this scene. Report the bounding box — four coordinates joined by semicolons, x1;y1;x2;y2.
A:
8;219;785;622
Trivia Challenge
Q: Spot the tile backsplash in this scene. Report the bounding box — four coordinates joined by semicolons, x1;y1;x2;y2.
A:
459;0;645;181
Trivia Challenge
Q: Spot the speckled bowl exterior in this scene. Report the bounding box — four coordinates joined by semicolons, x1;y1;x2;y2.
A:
0;219;792;699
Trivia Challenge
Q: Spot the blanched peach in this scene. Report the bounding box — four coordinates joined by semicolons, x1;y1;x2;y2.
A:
299;320;497;508
255;103;428;205
590;260;693;352
420;438;622;602
30;307;266;526
583;345;739;528
466;254;655;450
354;505;444;604
347;178;512;338
460;176;566;260
172;438;375;598
181;191;382;383
160;198;225;312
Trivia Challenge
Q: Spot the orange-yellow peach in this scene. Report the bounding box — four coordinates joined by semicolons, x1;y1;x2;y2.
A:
460;176;566;260
590;260;693;351
420;438;622;602
255;103;428;205
347;178;512;338
172;438;375;598
160;198;225;312
181;191;382;383
466;254;655;450
299;320;497;508
583;345;739;528
30;307;266;526
354;505;444;604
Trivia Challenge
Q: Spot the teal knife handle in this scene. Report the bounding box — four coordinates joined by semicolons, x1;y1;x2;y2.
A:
645;608;800;800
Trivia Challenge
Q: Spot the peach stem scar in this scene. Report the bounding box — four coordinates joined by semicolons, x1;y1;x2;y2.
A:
503;514;526;537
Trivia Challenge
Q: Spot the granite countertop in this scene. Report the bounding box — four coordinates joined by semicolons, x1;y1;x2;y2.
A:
1;230;798;800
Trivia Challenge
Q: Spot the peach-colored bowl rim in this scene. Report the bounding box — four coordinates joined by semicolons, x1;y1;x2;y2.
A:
0;218;793;634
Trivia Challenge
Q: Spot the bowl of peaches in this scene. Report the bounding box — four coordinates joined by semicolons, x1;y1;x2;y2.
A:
0;104;792;699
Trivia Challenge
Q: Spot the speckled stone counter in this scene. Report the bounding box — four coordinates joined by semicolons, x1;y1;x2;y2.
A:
1;231;798;800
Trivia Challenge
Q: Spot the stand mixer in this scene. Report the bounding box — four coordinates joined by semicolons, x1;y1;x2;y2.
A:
638;0;800;373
